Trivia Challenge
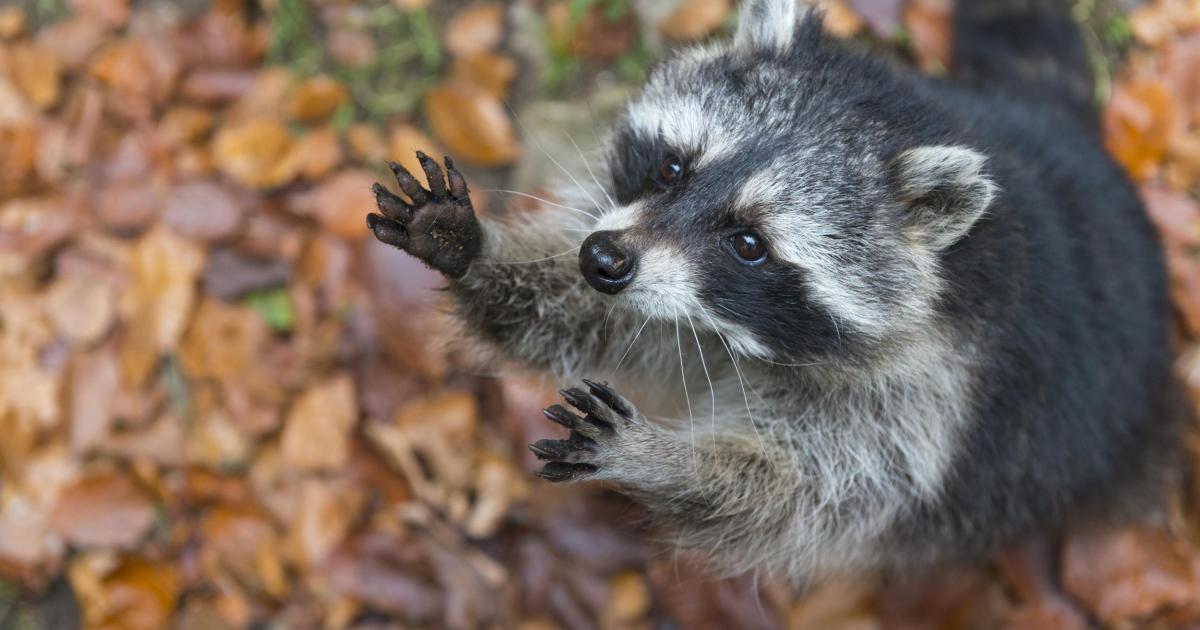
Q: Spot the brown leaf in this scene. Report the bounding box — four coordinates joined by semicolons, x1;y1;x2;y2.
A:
281;374;358;471
158;106;214;147
0;7;25;40
451;52;517;100
329;27;377;67
123;226;206;356
289;169;376;241
347;123;387;163
49;474;156;550
286;75;348;124
162;181;245;243
0;125;39;197
604;570;650;627
1105;79;1178;181
426;81;519;167
89;38;180;121
289;477;364;568
1163;33;1200;130
819;1;866;39
70;0;130;30
904;0;953;74
285;127;344;182
68;347;120;455
659;0;732;42
326;529;441;623
446;3;504;58
200;506;286;598
3;43;62;110
388;124;446;185
35;17;106;71
97;181;162;232
212;118;297;189
847;0;904;38
179;69;258;105
1062;526;1200;625
45;270;115;347
90;558;180;630
1143;185;1200;248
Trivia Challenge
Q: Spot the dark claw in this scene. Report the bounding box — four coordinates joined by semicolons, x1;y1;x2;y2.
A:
529;439;573;460
388;161;429;206
582;379;634;419
373;182;414;222
560;388;596;415
367;214;408;248
543;404;580;429
445;156;469;202
536;461;598;482
416;151;447;198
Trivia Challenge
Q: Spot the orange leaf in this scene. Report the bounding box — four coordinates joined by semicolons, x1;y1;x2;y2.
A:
49;474;156;550
445;3;504;58
212;118;296;189
286;75;348;124
659;0;732;43
425;81;519;167
1104;80;1177;181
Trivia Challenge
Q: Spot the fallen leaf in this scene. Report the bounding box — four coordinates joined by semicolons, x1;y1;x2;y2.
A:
604;570;650;627
289;477;364;568
45;270;115;346
847;0;904;38
347;123;387;163
0;125;39;197
286;75;348;124
329;26;377;67
446;3;504;57
49;474;156;550
325;529;441;623
659;0;731;42
1105;79;1177;181
212;117;297;189
426;81;519;167
285;127;343;181
98;181;162;232
904;0;953;73
179;69;258;105
162;180;244;243
3;43;63;110
0;7;25;40
68;347;120;454
70;0;130;30
388;124;446;185
281;374;358;471
89;38;180;121
819;1;866;39
200;506;286;598
158;106;214;146
1062;526;1200;625
289;169;376;241
35;17;106;71
90;558;180;630
452;52;517;100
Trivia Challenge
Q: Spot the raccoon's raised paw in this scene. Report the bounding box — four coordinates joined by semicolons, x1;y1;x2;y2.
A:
530;379;637;482
367;152;482;279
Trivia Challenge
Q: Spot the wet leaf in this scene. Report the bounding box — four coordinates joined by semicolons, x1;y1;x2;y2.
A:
425;81;519;167
49;474;156;550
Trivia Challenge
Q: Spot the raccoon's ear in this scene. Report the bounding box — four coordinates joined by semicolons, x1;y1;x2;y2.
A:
734;0;802;55
891;145;998;251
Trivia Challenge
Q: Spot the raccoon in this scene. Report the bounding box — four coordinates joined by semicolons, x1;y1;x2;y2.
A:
367;0;1184;582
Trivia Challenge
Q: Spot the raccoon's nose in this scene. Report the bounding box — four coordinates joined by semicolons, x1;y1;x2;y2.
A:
580;231;636;294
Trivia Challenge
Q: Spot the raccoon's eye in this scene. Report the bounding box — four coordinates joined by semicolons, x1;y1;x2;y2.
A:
729;232;768;265
655;153;685;187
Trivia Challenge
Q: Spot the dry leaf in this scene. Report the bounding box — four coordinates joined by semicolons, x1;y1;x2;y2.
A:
123;226;206;355
212;117;296;189
1062;526;1200;625
446;3;504;57
158;106;214;146
49;474;156;550
89;38;180;121
1105;79;1177;181
281;374;358;471
347;123;387;163
286;75;348;124
286;127;343;181
162;181;244;243
604;570;650;627
426;81;519;167
388;124;446;184
68;347;120;455
46;271;115;346
0;7;25;40
289;477;364;568
4;43;63;110
70;0;131;30
289;169;376;240
659;0;731;42
90;558;180;630
820;1;866;39
904;0;952;73
452;52;517;100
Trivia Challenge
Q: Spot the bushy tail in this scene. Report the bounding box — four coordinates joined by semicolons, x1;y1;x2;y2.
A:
952;0;1096;128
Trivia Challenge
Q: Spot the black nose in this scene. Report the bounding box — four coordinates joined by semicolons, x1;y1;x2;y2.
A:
580;231;636;294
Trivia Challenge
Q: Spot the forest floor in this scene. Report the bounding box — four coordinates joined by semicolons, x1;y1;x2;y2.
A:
1;0;1200;628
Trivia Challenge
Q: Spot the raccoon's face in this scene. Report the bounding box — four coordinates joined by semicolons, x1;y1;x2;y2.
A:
579;1;997;364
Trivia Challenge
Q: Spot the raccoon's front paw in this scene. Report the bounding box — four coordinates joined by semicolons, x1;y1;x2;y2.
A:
530;379;639;482
367;152;482;279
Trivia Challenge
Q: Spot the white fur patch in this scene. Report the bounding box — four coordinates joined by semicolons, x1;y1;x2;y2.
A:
627;96;736;168
894;145;998;251
734;0;801;55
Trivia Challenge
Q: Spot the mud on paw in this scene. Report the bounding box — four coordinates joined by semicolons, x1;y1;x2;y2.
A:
530;379;637;482
366;151;482;279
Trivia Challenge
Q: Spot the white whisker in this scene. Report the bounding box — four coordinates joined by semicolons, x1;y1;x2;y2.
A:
685;311;717;435
481;189;598;222
675;313;698;473
615;315;652;370
505;102;606;214
563;130;617;211
696;304;771;463
479;246;581;265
